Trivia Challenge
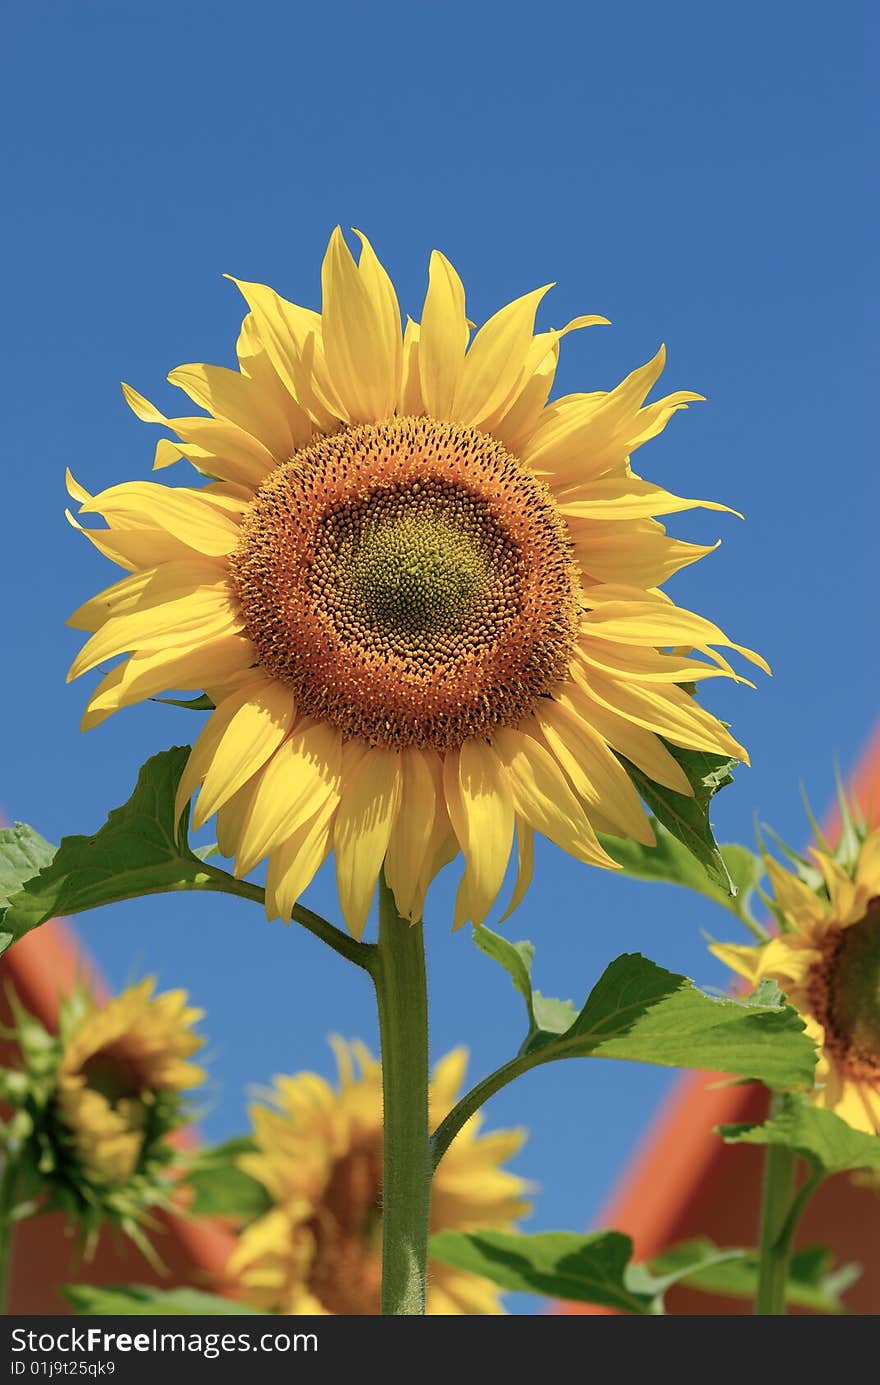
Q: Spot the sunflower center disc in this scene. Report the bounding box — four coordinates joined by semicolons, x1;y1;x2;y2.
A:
230;416;580;749
304;1136;383;1315
809;898;880;1078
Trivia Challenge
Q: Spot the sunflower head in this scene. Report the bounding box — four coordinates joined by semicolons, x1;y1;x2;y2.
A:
67;228;767;938
711;799;880;1134
228;1040;531;1315
0;979;204;1252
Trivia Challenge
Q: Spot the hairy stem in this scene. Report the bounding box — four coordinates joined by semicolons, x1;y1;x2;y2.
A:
755;1095;799;1315
371;874;431;1315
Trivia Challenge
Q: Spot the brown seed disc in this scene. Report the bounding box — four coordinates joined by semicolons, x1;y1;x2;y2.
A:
228;416;580;749
807;897;880;1080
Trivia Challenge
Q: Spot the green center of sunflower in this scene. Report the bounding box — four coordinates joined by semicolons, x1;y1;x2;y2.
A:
305;1135;383;1315
342;505;491;638
310;480;518;660
229;416;580;749
810;898;880;1078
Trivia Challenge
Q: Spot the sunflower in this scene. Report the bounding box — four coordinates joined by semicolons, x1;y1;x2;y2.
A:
712;825;880;1134
229;1041;530;1314
67;229;767;936
57;978;205;1185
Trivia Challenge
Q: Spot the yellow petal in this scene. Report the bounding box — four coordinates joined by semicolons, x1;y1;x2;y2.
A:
67;580;241;682
353;228;403;404
492;343;561;452
121;382;276;489
80;481;242;558
499;818;535;922
65;508;200;573
708;941;762;983
174;674;269;823
192;678;297;829
576;636;753;688
233;720;342;877
333;746;402;938
520;344;675;478
557;685;693;796
579;589;770;675
81;634;253;729
400;317;424;415
519;391;606;474
236;310;315;448
446;741;515;924
558;475;739;522
573;665;748;762
65;468;93;505
226;277;342;430
167;361;299;461
320;227;401;423
571;518;719;588
418;250;468;419
765;857;829;937
493;316;609;452
453;285;553;428
856;828;880;895
535;700;654;845
491;727;616;868
429;1047;469;1115
264;797;337;924
384;748;439;921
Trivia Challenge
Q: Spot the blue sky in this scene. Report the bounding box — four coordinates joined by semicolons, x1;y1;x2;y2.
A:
2;2;874;1309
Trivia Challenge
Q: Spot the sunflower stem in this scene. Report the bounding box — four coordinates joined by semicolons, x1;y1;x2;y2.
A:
372;873;430;1316
0;1153;20;1314
754;1094;798;1315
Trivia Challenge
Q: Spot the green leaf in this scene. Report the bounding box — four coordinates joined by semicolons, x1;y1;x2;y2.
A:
431;1229;660;1313
648;1239;859;1313
472;927;537;1026
618;743;738;894
475;923;815;1087
186;1138;272;1220
719;1094;880;1176
472;925;577;1042
430;1229;745;1314
62;1284;264;1316
0;749;230;955
540;953;815;1086
600;820;764;925
0;824;56;911
431;1230;858;1314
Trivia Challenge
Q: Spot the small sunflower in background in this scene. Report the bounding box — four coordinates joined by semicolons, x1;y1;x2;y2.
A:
712;803;880;1134
228;1041;530;1314
67;228;767;938
0;979;204;1256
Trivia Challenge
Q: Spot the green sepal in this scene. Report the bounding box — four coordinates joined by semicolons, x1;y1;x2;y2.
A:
617;743;738;894
151;693;216;712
